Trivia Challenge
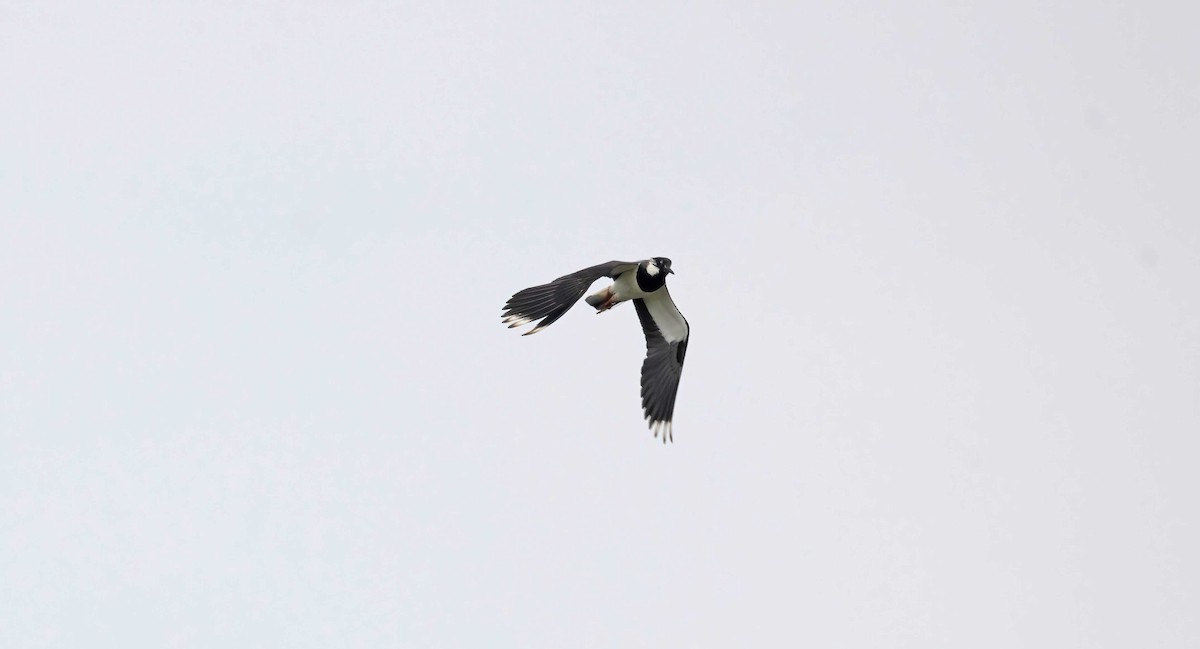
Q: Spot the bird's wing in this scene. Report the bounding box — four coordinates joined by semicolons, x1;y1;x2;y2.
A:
633;288;689;443
502;261;639;335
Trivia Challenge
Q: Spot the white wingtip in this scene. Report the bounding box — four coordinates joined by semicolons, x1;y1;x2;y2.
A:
649;419;673;443
503;315;533;329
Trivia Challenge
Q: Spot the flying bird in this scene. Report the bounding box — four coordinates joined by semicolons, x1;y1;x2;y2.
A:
501;258;689;442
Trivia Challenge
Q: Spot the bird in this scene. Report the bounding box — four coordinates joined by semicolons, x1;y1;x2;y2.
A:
501;257;690;443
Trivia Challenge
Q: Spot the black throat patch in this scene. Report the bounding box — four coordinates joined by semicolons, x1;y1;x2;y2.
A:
635;263;668;293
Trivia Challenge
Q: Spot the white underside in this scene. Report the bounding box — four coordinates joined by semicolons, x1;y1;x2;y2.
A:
609;271;648;302
597;271;688;343
642;289;688;343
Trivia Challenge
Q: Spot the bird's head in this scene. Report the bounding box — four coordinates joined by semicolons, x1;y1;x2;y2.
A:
647;257;674;276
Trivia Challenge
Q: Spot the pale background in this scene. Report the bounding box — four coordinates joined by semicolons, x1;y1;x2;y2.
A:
2;1;1198;647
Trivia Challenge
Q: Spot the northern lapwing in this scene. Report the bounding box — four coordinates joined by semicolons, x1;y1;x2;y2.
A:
501;258;689;442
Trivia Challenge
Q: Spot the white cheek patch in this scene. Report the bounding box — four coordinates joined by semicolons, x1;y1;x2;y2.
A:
646;260;660;276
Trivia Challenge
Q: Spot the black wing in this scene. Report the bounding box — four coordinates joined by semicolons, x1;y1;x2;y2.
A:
633;292;689;443
502;260;638;335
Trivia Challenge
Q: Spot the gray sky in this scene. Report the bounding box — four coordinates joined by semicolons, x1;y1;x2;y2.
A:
2;1;1198;646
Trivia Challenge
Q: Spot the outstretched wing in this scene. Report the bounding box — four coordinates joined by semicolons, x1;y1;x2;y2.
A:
633;289;689;443
502;261;638;335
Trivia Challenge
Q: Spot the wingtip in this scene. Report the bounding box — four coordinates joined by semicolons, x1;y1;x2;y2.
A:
502;314;533;329
648;418;674;443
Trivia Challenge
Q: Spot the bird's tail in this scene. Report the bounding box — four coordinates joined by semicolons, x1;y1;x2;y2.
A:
585;287;615;312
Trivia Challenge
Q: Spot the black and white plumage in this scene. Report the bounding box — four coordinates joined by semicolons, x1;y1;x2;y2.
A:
501;257;690;442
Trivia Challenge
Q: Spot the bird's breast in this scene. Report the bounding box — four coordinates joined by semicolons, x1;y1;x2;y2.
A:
612;270;654;301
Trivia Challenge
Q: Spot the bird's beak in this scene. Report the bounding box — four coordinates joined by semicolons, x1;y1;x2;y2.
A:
667;267;675;274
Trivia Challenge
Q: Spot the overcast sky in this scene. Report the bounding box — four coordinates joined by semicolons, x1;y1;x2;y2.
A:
2;1;1198;647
